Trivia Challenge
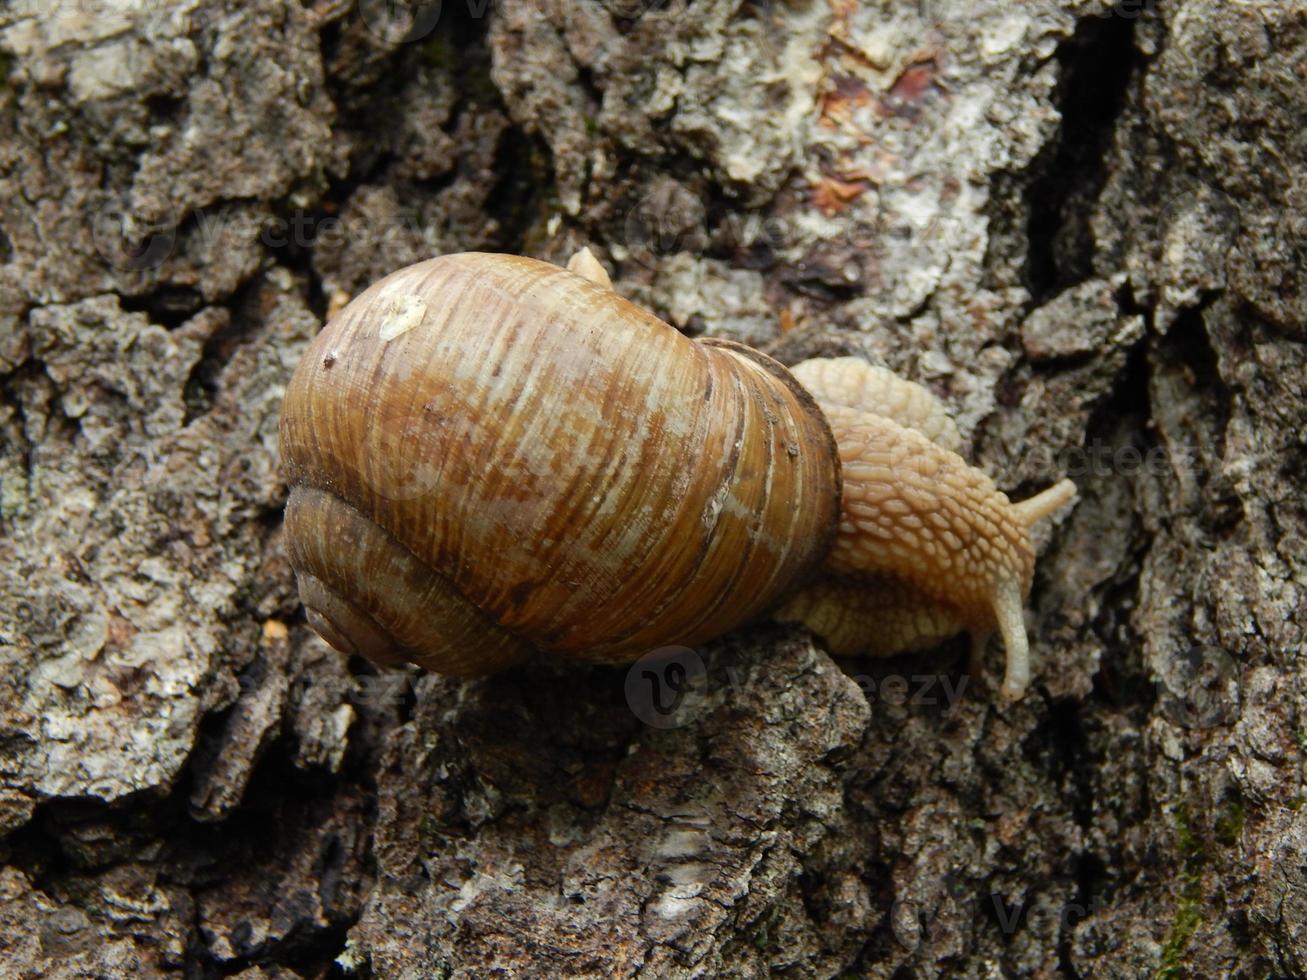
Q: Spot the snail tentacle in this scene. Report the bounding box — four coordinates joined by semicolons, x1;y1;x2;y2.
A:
564;246;613;289
782;357;1075;697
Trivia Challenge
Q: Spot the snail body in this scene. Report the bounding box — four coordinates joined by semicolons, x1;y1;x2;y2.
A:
771;365;1077;696
279;250;1075;697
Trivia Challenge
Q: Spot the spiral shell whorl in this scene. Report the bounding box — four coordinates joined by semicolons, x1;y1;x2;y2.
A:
285;487;534;674
279;253;840;672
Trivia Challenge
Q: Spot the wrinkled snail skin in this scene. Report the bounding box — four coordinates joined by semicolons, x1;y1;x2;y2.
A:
279;251;842;676
771;364;1078;698
278;250;1076;698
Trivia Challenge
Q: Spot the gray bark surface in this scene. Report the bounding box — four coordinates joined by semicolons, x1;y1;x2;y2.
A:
0;0;1303;976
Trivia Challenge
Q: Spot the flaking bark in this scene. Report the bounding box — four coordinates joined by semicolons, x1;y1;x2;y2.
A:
0;0;1303;976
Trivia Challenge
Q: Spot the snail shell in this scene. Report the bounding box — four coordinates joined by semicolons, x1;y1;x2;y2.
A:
279;253;841;675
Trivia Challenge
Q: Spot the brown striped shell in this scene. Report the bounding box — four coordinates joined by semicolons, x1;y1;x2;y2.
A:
278;252;841;675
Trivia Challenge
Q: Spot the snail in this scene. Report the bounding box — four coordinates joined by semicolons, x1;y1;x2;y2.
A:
278;249;1076;698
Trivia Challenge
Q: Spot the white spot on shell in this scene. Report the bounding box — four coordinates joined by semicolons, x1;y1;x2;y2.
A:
378;293;427;341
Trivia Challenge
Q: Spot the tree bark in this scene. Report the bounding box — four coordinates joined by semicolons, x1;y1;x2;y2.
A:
0;0;1303;976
